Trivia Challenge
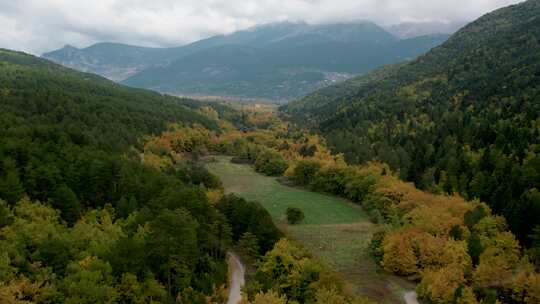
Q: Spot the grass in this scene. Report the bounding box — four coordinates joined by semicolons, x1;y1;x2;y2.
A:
206;156;366;225
206;156;415;303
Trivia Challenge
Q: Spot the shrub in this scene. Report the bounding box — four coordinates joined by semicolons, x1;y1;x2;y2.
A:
286;207;305;225
292;160;321;186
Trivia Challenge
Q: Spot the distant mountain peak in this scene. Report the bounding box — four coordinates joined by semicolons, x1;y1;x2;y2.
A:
61;44;79;51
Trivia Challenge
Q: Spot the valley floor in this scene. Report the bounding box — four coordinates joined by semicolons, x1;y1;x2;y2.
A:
207;156;416;303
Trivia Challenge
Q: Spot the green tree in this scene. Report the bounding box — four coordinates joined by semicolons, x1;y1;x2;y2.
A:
238;232;260;261
467;232;484;267
117;196;138;218
116;273;167;304
50;184;81;225
0;170;24;205
148;208;199;298
286;207;305;225
61;257;119;304
292;160;321;186
0;200;11;228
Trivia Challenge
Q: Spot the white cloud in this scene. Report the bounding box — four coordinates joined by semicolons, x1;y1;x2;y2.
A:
0;0;525;55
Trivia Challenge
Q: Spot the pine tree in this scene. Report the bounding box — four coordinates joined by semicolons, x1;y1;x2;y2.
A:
0;170;24;204
238;232;260;261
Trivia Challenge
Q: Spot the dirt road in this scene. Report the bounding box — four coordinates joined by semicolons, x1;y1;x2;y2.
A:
404;291;419;304
226;252;245;304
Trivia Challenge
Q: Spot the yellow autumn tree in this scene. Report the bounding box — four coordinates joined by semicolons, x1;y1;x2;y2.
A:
509;260;540;303
381;228;421;275
251;291;287;304
473;231;520;288
417;264;472;303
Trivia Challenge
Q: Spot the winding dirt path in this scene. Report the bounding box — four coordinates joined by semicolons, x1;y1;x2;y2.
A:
226;252;245;304
404;291;420;304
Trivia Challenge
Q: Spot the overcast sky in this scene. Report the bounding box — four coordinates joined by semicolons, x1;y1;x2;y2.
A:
0;0;524;55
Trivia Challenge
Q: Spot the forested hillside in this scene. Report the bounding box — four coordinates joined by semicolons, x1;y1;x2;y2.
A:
0;49;267;303
284;0;540;246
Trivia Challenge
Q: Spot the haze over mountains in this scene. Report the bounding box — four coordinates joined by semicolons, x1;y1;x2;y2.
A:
384;21;467;38
43;21;454;101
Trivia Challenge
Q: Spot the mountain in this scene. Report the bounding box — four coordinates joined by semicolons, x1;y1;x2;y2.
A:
42;43;189;81
284;0;540;244
43;21;449;101
384;21;467;39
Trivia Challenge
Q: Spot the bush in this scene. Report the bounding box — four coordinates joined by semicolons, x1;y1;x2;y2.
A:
254;150;288;176
292;160;321;186
369;230;386;264
286;207;305;225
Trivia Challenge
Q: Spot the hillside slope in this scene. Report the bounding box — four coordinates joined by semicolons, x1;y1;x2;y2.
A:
0;49;246;302
284;0;540;244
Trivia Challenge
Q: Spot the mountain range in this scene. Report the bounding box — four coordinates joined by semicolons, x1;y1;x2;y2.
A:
43;21;452;101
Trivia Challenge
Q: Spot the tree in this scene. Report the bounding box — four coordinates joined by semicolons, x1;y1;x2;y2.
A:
107;236;148;278
148;208;199;298
217;194;280;253
61;257;119;304
473;232;520;288
417;265;470;304
286;207;305;225
0;200;11;228
254;150;288;176
314;288;347;304
252;291;287;304
292;160;321;186
117;196;138;219
37;237;73;275
116;273;167;304
382;230;420;276
464;205;487;229
238;232;260;261
528;226;540;268
50;184;81;225
0;169;24;205
467;232;484;267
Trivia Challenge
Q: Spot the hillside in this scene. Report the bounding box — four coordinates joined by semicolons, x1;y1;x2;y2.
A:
284;0;540;245
43;22;449;101
0;49;242;303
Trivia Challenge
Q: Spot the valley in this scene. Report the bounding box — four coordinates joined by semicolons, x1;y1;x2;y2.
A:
1;0;540;303
207;156;415;303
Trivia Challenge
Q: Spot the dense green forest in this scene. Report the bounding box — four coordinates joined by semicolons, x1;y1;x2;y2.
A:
0;49;283;303
284;0;540;248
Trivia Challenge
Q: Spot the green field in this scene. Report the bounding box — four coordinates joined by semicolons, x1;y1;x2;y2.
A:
206;156;415;303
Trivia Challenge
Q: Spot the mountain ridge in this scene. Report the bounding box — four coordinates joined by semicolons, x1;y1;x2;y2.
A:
43;21;450;101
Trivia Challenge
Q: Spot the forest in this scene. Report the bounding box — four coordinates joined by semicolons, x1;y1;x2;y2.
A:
0;49;284;303
143;107;540;303
284;0;540;249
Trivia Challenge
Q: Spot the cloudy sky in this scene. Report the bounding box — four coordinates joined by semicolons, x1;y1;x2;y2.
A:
0;0;524;55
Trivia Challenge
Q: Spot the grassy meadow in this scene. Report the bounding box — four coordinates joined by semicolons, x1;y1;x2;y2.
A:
206;156;414;303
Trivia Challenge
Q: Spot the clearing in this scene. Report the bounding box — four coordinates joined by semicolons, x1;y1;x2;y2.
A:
207;156;415;303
